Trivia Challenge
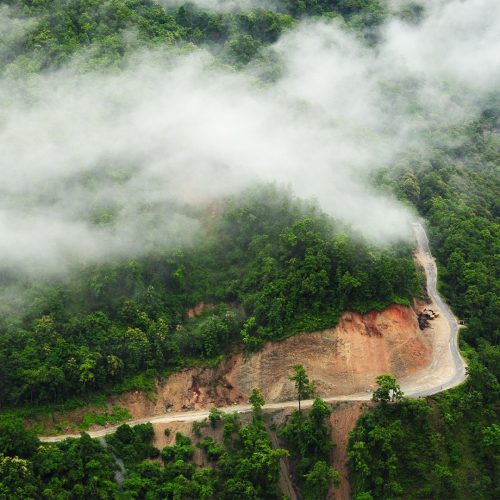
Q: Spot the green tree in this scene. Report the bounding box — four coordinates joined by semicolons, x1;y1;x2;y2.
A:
279;398;337;498
249;388;265;421
304;460;340;499
0;417;39;459
208;407;224;429
0;455;39;499
289;364;315;413
372;374;404;404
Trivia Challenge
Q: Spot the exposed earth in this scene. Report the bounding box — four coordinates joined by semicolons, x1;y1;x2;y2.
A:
107;302;431;420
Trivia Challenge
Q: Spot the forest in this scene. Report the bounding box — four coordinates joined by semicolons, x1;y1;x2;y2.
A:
1;0;389;73
348;116;500;498
0;0;499;499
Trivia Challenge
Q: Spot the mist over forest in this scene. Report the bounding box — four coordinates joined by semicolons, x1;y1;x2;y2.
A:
0;0;497;275
0;1;498;499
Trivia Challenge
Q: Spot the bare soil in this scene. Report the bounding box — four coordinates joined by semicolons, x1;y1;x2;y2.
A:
110;304;430;421
186;302;215;319
34;304;431;432
328;401;368;499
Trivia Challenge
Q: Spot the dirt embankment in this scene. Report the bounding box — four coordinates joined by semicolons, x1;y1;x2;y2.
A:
32;304;430;432
328;402;367;499
229;305;430;403
111;304;430;421
186;302;215;319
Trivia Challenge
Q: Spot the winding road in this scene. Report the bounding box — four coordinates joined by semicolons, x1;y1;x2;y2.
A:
407;222;467;396
40;222;467;443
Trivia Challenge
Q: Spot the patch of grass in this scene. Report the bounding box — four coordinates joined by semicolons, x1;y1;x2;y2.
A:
79;405;131;431
168;353;226;372
0;393;134;435
392;295;412;306
112;371;157;401
1;393;108;422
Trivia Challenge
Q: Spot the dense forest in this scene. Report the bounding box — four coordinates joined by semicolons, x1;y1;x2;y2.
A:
348;118;500;498
0;0;425;409
0;0;499;499
1;0;390;73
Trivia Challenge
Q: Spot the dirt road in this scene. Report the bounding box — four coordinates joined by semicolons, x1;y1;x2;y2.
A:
401;222;467;397
40;222;467;443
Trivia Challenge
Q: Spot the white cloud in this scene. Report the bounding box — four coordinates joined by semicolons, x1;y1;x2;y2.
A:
0;0;499;275
157;0;280;12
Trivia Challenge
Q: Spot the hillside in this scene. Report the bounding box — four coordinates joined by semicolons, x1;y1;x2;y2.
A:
0;1;499;499
0;188;421;408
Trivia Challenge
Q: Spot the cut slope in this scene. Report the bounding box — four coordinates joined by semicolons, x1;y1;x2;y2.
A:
106;304;430;419
229;304;430;402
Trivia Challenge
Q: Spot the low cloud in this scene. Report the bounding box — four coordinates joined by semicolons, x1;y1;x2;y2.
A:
0;4;37;63
0;0;499;275
157;0;280;12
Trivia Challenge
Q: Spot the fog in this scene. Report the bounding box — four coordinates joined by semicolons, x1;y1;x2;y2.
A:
0;0;499;275
158;0;280;11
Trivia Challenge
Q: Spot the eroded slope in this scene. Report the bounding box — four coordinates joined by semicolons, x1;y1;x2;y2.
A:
110;304;431;419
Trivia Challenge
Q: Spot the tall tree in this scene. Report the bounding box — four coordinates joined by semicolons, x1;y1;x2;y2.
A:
289;364;315;414
249;388;265;422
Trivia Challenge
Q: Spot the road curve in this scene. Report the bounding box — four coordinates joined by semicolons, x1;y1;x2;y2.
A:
408;222;467;397
40;222;467;443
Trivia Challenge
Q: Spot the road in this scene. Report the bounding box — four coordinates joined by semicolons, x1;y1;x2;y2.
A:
408;222;467;396
40;222;467;443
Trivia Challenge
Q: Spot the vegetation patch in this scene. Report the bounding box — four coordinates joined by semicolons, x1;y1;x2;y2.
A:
79;404;132;431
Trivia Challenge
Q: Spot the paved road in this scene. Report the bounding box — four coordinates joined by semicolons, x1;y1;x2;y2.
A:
40;222;467;442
